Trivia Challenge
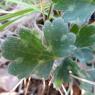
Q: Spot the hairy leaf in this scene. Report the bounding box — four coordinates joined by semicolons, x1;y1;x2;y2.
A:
43;17;76;57
2;27;53;79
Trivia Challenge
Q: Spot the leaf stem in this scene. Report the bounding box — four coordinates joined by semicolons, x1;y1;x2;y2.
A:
10;78;24;92
70;74;95;86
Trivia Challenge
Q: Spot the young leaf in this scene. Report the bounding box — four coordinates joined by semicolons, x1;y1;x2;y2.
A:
43;17;76;57
70;24;80;34
53;58;79;88
43;17;68;44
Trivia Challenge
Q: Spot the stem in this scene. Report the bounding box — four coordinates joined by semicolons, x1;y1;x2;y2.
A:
70;74;95;86
10;78;24;92
67;77;73;95
24;77;31;95
47;3;53;19
58;88;64;95
41;78;46;95
40;0;45;22
62;84;68;95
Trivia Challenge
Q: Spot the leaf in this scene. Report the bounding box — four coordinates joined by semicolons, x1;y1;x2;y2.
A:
88;69;95;80
0;8;39;30
70;24;79;34
73;48;93;63
0;17;19;31
76;24;95;47
52;0;95;23
79;71;93;94
80;82;93;93
8;58;37;78
32;61;53;79
2;37;25;60
72;65;94;93
0;8;35;22
83;92;94;95
53;58;79;88
43;17;68;44
43;17;76;57
2;27;53;79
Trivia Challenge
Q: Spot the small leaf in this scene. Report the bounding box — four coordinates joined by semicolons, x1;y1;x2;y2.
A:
70;24;79;34
73;48;93;63
43;17;76;57
76;24;95;47
43;17;68;45
61;33;76;44
53;58;79;88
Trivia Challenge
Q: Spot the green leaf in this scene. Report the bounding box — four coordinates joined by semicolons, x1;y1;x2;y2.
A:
0;8;35;22
52;0;95;23
83;92;94;95
80;82;93;93
2;37;25;60
88;69;95;80
8;58;37;78
73;48;93;63
43;17;76;57
2;27;53;79
70;24;79;34
43;17;68;44
53;58;79;88
73;65;94;93
79;71;93;94
32;61;53;79
0;8;39;30
0;17;19;31
76;24;95;47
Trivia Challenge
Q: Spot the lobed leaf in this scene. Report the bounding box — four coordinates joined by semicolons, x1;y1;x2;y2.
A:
43;17;76;57
52;0;95;23
2;27;53;79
